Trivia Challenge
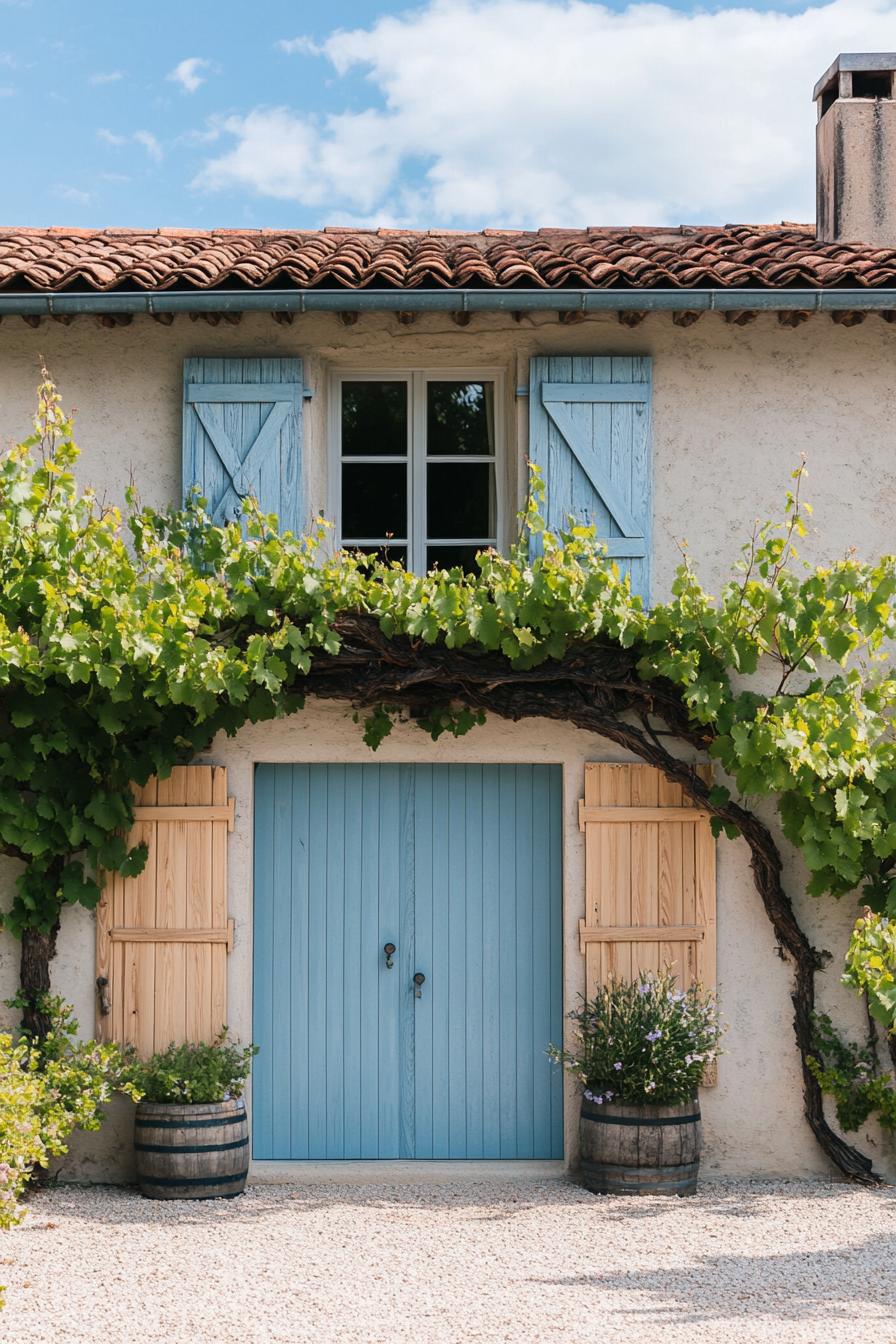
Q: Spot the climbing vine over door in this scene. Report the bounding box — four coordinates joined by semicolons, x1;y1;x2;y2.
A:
1;375;895;1186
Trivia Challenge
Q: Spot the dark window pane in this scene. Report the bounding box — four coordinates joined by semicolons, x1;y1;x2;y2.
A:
350;544;407;567
342;381;407;457
427;545;484;574
427;382;494;456
342;464;407;539
427;463;495;539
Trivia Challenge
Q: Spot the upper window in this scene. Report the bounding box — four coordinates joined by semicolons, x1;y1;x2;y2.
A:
334;371;500;573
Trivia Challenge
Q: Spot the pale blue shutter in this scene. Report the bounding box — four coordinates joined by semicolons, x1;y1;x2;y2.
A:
183;357;303;533
528;356;652;601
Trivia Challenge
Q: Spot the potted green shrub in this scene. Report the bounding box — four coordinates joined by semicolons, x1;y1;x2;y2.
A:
127;1033;258;1200
550;973;723;1196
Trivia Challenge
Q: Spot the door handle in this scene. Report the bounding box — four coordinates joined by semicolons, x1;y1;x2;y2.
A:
413;972;426;999
96;976;110;1017
383;942;396;970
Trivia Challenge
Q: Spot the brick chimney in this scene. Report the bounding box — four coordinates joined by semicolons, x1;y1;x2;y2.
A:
814;53;896;245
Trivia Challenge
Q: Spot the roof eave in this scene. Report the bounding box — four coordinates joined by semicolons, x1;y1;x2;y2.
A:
1;287;895;316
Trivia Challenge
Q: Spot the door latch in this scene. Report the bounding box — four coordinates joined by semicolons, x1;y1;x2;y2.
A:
96;976;110;1017
413;972;426;998
383;943;396;970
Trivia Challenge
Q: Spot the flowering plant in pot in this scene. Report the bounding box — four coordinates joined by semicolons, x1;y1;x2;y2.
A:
549;973;723;1196
126;1033;258;1200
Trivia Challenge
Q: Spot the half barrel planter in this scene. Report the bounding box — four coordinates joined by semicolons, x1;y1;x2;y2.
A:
580;1097;702;1196
134;1098;249;1200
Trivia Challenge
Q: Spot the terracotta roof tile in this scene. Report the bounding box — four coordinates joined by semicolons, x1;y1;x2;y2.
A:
1;224;895;291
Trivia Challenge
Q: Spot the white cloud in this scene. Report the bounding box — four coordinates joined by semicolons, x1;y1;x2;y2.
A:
134;129;163;161
276;36;322;56
168;56;210;94
99;127;163;160
176;117;225;147
196;106;403;213
54;184;91;205
194;0;896;227
90;71;124;85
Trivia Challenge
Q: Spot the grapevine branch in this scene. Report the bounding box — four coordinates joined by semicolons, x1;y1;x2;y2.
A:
297;614;877;1185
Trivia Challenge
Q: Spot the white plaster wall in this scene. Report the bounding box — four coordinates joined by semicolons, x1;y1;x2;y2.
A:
0;309;892;1182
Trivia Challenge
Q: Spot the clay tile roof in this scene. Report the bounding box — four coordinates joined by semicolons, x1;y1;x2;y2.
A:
1;224;896;292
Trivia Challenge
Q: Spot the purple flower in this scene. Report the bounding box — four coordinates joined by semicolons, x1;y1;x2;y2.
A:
584;1090;604;1104
613;1061;623;1071
637;982;651;996
645;1080;656;1093
646;1030;662;1043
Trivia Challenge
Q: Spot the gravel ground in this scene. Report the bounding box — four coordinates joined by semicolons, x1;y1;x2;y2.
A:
1;1178;894;1344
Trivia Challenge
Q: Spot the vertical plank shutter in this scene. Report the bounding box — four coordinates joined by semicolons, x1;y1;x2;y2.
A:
528;356;652;600
578;763;717;1076
96;766;234;1053
183;357;303;531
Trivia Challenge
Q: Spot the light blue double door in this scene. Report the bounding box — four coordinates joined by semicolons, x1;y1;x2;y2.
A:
252;763;563;1160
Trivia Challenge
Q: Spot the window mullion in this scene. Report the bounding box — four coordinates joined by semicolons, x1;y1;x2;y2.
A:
411;371;427;573
333;378;343;550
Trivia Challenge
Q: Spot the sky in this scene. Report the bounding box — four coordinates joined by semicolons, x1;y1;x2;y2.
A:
1;0;894;230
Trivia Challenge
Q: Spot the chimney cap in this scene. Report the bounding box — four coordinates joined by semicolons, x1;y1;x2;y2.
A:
813;52;896;102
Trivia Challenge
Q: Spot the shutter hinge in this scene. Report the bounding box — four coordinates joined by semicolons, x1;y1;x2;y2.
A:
515;386;529;398
303;387;313;400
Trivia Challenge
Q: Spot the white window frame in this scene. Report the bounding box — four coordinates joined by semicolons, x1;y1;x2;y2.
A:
329;368;505;574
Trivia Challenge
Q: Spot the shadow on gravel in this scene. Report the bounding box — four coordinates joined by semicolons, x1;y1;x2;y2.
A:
528;1234;896;1325
26;1177;894;1230
577;1179;896;1225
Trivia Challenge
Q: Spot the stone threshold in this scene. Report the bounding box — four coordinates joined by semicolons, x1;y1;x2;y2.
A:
249;1159;568;1184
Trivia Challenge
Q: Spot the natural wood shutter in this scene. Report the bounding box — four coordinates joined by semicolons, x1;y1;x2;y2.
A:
95;766;234;1054
528;356;652;600
578;763;716;997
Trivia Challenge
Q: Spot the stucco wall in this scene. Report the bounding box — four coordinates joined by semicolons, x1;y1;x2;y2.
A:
0;309;892;1182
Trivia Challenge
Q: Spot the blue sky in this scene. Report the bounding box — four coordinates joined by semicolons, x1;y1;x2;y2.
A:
0;0;890;229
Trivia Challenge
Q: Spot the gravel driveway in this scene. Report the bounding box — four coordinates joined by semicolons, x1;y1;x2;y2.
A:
2;1178;894;1343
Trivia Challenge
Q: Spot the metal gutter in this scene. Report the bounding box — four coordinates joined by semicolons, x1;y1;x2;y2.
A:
0;287;894;316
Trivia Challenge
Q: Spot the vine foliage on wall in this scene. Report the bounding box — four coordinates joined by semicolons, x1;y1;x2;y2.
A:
2;373;896;1183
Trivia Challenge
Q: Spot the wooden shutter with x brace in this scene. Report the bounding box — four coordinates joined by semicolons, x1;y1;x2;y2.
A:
528;356;652;601
95;766;234;1054
578;762;716;1013
183;357;303;531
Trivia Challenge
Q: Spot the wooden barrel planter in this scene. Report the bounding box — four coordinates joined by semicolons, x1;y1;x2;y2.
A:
580;1097;702;1196
134;1098;249;1200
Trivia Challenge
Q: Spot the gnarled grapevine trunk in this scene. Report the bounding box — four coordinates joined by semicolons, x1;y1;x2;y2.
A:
298;616;879;1184
11;616;878;1182
19;922;59;1039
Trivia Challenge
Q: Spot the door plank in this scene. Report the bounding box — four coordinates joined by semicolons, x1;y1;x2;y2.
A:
341;766;363;1159
376;766;403;1159
358;766;382;1160
251;766;276;1159
398;765;416;1160
412;766;435;1159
